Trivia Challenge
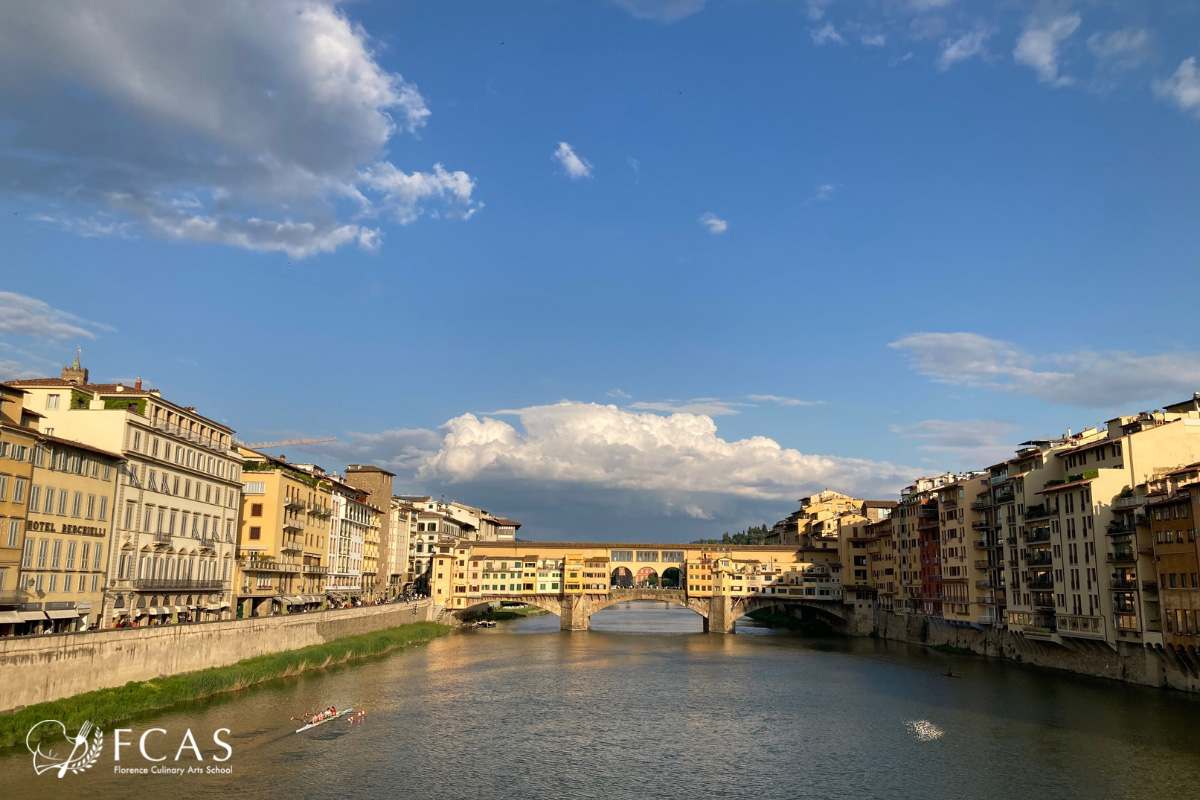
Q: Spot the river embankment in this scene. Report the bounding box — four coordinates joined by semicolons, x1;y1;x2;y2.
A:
1;620;450;749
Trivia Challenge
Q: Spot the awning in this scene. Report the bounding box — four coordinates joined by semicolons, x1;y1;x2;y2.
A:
0;611;22;624
18;611;48;621
133;609;148;617
205;603;222;611
149;606;169;615
174;606;186;613
285;596;305;606
47;609;81;620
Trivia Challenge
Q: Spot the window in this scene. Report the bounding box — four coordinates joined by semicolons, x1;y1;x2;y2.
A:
51;539;62;569
37;538;48;568
7;519;19;549
57;490;68;515
66;540;76;569
249;526;261;540
98;496;108;521
72;491;83;517
46;394;60;410
94;544;102;571
13;478;25;504
0;475;7;501
251;503;263;517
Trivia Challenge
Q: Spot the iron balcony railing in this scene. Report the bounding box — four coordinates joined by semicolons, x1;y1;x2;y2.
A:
133;578;226;591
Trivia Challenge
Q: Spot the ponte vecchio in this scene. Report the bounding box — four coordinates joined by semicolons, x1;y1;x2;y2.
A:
428;542;864;633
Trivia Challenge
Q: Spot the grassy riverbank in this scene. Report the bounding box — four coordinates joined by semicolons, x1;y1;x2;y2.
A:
1;621;450;750
745;608;832;634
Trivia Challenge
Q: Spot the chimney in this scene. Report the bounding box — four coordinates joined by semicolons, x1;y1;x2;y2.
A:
135;376;142;390
279;454;286;462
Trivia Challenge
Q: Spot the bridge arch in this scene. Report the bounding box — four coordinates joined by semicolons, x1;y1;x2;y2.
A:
590;589;710;620
733;596;850;631
456;596;564;621
635;567;659;587
611;567;633;588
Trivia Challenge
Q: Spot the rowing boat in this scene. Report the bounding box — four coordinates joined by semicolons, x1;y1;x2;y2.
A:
294;708;354;733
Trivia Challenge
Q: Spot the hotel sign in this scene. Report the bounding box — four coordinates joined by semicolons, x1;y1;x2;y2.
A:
27;520;107;537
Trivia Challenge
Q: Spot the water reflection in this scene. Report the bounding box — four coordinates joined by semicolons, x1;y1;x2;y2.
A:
3;603;1199;800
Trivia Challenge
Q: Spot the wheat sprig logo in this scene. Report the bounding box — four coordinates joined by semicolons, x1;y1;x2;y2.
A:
27;720;104;777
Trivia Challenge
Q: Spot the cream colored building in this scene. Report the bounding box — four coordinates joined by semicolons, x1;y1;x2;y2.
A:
11;358;241;626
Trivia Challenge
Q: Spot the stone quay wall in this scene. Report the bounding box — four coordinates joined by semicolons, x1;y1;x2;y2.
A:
872;610;1200;693
0;600;435;712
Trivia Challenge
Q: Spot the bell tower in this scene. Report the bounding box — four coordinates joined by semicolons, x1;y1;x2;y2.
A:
62;348;89;385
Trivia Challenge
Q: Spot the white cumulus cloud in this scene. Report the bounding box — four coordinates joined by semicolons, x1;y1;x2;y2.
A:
416;402;912;509
0;1;478;259
698;212;728;234
553;142;593;180
890;332;1200;408
1014;13;1081;87
1087;29;1152;72
1154;57;1200;117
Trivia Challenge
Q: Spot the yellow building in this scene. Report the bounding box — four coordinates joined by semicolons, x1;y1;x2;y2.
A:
0;384;39;633
20;434;123;632
937;474;989;625
235;449;332;617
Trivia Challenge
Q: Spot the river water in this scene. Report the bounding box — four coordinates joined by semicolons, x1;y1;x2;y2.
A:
4;601;1200;799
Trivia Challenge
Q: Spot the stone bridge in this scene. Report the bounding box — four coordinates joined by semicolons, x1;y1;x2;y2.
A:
455;588;850;633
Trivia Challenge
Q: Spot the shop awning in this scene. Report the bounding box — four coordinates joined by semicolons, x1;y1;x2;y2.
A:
0;611;22;624
18;611;48;621
149;606;169;615
46;609;81;620
205;603;222;611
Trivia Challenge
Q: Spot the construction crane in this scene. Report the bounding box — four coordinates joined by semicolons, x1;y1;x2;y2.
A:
238;437;338;450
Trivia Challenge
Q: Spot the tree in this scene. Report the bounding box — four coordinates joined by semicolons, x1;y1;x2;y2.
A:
721;532;732;544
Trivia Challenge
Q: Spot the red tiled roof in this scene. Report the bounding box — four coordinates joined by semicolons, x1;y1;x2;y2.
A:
1036;477;1095;494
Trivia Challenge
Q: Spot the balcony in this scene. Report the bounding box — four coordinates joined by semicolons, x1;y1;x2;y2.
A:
1107;549;1136;564
284;496;305;510
303;564;329;575
133;578;226;591
240;559;300;574
974;560;992;570
1031;592;1055;609
1028;577;1054;591
918;505;939;521
1026;553;1053;567
975;579;999;589
994;488;1015;503
153;531;173;544
941;497;959;510
1024;528;1052;545
282;516;304;531
280;538;303;553
0;588;32;605
1142;580;1158;593
970;498;993;511
1106;523;1136;537
1024;505;1055;521
971;520;993;531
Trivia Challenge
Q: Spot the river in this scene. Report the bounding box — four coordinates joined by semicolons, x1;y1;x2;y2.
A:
4;601;1200;799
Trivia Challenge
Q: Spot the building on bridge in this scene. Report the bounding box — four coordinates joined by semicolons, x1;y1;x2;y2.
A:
430;542;860;633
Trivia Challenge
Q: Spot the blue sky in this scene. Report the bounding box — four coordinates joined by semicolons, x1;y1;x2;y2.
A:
2;0;1200;541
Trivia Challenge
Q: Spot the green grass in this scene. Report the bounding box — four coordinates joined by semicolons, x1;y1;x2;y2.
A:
0;621;450;750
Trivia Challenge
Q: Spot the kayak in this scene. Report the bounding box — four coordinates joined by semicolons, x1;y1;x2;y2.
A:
295;708;354;733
